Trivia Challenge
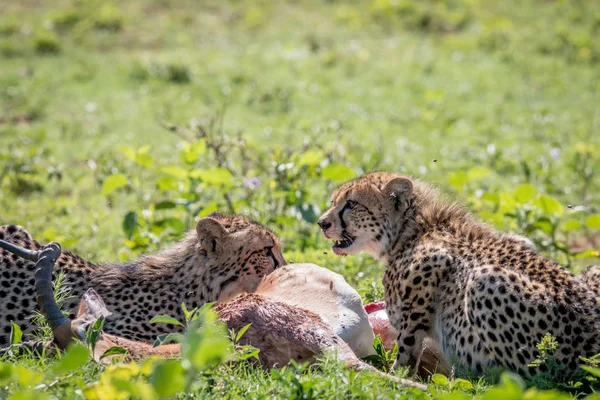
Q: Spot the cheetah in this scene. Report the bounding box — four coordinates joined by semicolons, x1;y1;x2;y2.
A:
581;265;600;298
0;212;285;346
317;171;600;379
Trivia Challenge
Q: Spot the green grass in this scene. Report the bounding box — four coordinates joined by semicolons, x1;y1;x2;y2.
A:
1;0;599;398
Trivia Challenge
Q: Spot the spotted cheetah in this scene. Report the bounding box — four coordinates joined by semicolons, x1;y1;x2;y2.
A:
581;265;600;298
0;212;285;346
317;172;600;379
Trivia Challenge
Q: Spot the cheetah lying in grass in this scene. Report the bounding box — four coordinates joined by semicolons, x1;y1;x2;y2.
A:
0;212;285;346
318;171;600;379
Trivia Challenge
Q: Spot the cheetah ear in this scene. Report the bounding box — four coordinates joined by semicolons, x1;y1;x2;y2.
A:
196;217;228;253
382;177;413;210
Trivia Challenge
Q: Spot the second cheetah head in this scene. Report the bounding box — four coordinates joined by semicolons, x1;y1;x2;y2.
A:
317;172;415;257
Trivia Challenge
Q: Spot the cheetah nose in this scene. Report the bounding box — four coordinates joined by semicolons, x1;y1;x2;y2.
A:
317;218;332;230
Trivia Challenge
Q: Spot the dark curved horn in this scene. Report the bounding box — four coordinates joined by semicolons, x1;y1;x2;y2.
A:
0;239;41;262
33;242;69;330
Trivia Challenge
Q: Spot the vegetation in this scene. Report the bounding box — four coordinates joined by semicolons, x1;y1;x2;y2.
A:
0;0;599;398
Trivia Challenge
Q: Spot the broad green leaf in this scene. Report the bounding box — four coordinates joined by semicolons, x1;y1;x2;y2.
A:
135;153;154;169
122;211;138;239
0;363;13;385
182;310;231;370
149;359;186;398
452;378;473;390
481;192;500;205
154;200;176;210
119;146;137;161
562;219;581;232
10;322;22;345
149;315;184;327
99;346;128;360
321;163;355;182
11;365;43;386
585;214;600;229
431;373;449;386
467;166;491;180
191;167;234;186
156;176;179;191
102;174;127;196
447;171;467;191
534;195;563;216
180;140;206;164
160;165;188;180
513;184;536;204
534;218;554;234
52;343;90;376
298;150;324;167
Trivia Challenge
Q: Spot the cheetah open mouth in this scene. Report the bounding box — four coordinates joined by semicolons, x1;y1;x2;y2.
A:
331;232;356;255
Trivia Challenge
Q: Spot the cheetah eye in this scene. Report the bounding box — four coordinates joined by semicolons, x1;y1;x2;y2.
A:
265;247;279;269
345;200;358;210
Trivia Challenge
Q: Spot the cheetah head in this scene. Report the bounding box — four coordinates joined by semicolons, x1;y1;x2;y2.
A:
317;172;414;258
195;213;287;302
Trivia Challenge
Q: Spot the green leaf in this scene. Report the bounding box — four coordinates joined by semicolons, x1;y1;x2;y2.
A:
447;171;467;191
297;150;324;167
119;146;137;161
562;219;581;232
155;200;176;210
235;323;252;343
135;153;154;169
149;359;186;398
513;184;536;204
582;365;600;377
99;346;128;360
534;195;563;216
181;302;190;321
149;315;184;327
180;140;206;164
156;176;179;191
10;322;22;345
182;309;231;370
431;373;449;386
153;333;185;348
452;378;473;390
102;174;127;196
534;218;554;234
122;211;138;239
160;165;188;180
575;249;600;259
466;166;491;180
191;167;234;186
52;343;89;376
86;316;105;354
481;192;500;205
585;214;600;229
321;163;355;182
